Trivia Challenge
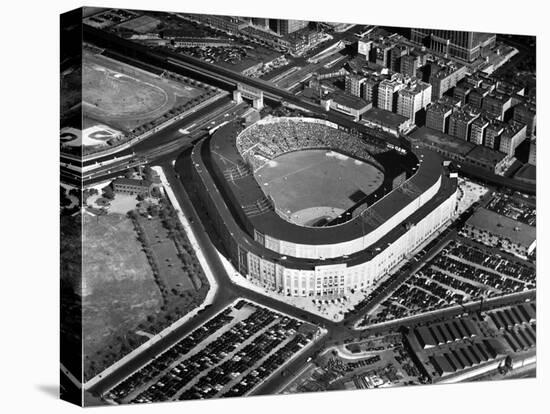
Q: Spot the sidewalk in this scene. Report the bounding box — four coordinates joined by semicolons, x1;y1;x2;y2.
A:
217;251;371;322
83;166;218;391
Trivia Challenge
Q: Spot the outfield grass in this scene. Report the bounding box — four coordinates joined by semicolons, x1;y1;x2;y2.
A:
255;149;384;225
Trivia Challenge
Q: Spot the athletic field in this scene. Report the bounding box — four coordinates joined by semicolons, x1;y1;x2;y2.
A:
255;149;384;226
82;51;205;132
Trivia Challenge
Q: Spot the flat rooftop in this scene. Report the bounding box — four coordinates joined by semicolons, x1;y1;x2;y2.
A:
428;102;454;115
329;91;371;110
466;208;536;248
466;145;506;166
450;110;478;123
409;127;475;156
514;163;536;182
472;116;490;127
363;107;409;128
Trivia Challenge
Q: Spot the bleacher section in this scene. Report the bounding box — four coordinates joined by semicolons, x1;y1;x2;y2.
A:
236;117;383;172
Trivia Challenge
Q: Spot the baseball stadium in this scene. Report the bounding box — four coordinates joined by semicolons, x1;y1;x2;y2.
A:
178;116;459;297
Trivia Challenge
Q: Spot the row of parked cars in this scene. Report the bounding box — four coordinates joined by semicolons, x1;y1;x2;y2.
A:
107;300;312;404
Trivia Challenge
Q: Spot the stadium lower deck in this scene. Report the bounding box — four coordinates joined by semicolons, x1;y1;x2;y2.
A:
179;117;459;297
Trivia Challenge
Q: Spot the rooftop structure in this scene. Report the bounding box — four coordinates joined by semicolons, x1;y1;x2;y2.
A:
470;115;490;145
448;108;479;141
484;119;506;150
378;77;406;111
500;121;527;156
427;61;467;100
426;102;454;133
345;73;366;98
465;145;507;174
397;80;432;122
323;91;372;121
362;107;412;136
481;92;512;121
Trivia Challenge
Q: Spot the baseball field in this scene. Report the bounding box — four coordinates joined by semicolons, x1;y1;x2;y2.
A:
82;51;206;132
254;149;384;226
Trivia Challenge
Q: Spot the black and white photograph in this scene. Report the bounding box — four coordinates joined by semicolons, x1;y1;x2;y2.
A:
59;3;540;407
1;1;547;413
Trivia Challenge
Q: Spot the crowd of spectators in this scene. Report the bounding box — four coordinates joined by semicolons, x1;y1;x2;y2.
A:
236;118;381;171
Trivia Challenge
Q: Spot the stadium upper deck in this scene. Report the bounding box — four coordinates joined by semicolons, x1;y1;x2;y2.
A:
205;118;447;259
181;117;458;296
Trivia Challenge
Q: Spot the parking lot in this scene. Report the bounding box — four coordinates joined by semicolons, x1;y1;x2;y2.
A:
105;300;319;403
366;239;535;324
486;192;536;226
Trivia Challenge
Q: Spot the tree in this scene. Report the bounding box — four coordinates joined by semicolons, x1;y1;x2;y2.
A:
103;186;115;200
143;165;154;181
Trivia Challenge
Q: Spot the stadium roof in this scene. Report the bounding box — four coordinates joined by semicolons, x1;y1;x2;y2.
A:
190;134;457;270
206;120;448;246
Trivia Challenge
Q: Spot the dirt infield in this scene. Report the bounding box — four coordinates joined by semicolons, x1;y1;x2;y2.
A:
82;51;205;132
255;149;384;226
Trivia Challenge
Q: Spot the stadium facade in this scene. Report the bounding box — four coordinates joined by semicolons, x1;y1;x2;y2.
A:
180;117;459;297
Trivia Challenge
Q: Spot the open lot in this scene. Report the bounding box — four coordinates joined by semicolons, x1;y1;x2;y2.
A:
82;51;205;132
82;213;163;380
255;149;384;226
81;201;210;381
137;216;197;292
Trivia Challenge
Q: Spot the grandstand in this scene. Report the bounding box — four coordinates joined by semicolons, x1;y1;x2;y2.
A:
236;117;384;173
179;116;459;297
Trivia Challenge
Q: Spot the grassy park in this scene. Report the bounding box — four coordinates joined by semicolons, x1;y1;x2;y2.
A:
81;193;209;380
